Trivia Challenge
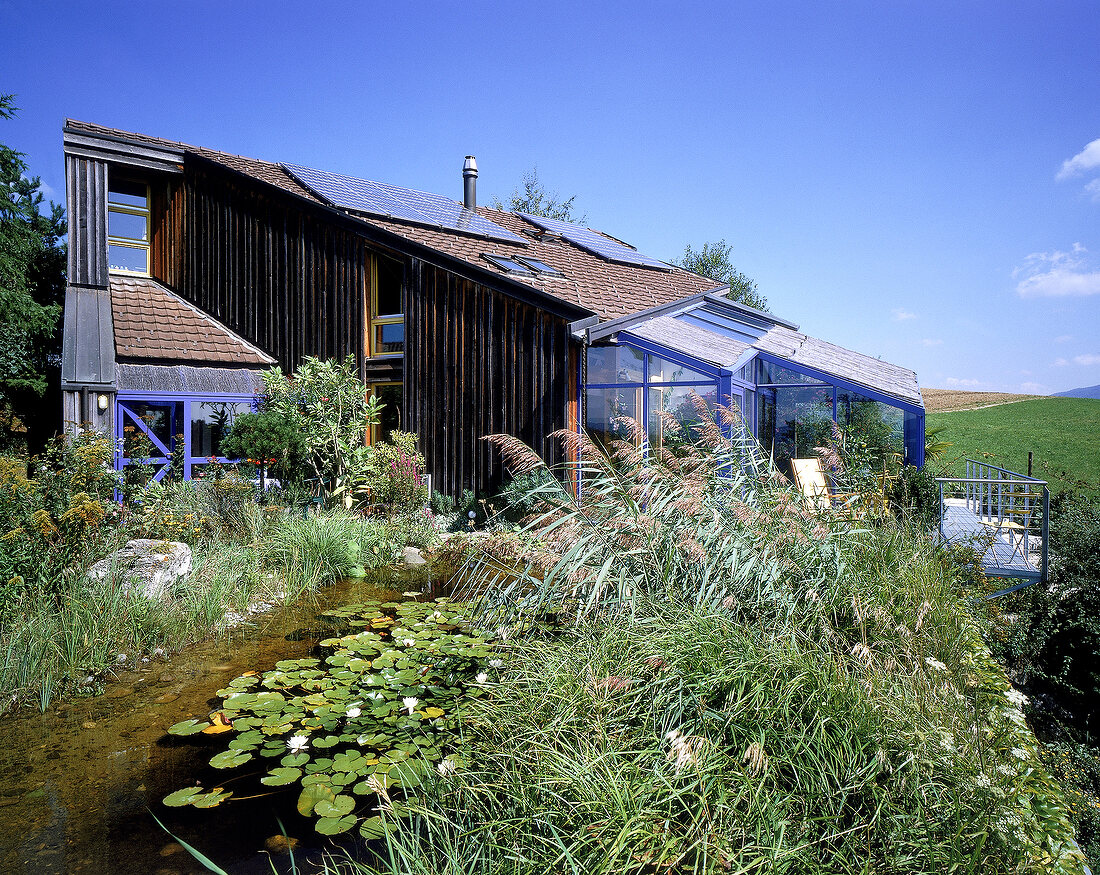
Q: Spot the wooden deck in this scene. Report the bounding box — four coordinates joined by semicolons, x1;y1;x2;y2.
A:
940;498;1042;592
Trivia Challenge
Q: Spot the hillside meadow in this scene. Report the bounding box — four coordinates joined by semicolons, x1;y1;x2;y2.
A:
927;397;1100;500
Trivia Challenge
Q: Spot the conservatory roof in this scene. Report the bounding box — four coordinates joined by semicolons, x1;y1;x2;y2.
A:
588;292;923;408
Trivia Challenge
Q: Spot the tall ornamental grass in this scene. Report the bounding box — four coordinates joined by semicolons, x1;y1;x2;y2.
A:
351;403;1087;874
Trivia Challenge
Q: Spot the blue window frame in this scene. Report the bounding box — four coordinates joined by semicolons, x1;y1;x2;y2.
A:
116;393;256;481
581;339;924;470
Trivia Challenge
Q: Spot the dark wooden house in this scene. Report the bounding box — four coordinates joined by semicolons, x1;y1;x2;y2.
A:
60;121;924;494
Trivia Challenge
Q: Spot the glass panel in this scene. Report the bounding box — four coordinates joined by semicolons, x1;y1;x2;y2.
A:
648;354;710;384
487;255;533;274
648;384;717;452
108;209;148;241
120;401;180;456
516;256;560;275
109;243;148;273
755;359;826;386
374;384;402;444
585;387;641;452
838;392;904;458
375;257;403;317
764;386;834;472
108;181;147;207
374;321;404;355
586;345;643;384
190;401;252;458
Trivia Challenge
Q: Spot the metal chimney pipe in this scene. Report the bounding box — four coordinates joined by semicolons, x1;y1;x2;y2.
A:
463;156;477;210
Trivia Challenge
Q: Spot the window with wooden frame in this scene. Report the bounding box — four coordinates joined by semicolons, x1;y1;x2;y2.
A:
107;180;150;274
369;382;403;445
370;256;404;356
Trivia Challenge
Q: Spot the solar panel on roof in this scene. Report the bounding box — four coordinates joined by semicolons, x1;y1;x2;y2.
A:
283;163;527;245
518;213;670;270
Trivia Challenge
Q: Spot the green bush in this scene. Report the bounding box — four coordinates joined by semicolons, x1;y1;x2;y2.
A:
361;430;429;511
259;354;382;499
218;408;308;484
0;432;121;602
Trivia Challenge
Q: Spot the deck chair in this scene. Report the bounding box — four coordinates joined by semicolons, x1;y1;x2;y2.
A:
791;458;861;514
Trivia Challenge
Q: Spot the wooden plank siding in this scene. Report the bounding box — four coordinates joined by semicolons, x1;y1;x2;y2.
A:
405;260;573;497
65;155;108;287
144;158;576;498
151;161;369;373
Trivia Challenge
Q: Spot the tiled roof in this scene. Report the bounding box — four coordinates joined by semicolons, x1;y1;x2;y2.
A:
356;209;715;321
110;275;276;367
67;120;714;322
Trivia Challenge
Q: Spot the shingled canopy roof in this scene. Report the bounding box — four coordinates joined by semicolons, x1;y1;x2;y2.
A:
65;120;714;322
111;275;276;367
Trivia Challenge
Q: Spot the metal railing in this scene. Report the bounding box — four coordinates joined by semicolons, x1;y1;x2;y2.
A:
936;460;1049;590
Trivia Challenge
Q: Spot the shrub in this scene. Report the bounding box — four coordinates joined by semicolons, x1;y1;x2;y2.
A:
0;432;121;602
259;355;382;498
361;430;429;512
218;408;308;484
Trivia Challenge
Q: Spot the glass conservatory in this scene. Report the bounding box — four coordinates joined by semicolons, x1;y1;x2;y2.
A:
582;294;925;474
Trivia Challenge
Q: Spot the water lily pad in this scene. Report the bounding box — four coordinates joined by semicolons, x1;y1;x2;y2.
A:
210;749;252;769
261;767;302;786
192;788;232;808
314;794;355;818
359;815;387;839
316;814;357;835
163;786;205;806
297;783;335;816
167;719;210;736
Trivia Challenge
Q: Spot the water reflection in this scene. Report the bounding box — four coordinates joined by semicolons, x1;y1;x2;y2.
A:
0;566;442;874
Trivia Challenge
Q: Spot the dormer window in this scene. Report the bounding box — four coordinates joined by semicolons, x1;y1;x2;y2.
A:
108;181;150;274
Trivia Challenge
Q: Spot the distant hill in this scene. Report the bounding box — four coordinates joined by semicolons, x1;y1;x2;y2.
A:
1054;384;1100;400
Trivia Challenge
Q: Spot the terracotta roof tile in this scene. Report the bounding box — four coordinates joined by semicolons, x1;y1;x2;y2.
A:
110;275;276;367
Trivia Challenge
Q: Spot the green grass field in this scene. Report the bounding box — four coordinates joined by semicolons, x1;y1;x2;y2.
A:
928;397;1100;500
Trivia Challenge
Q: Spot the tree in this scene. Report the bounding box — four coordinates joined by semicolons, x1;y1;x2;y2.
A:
676;239;767;312
491;167;586;223
0;95;66;451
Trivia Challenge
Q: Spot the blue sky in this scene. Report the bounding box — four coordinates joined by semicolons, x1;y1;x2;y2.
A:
3;0;1098;394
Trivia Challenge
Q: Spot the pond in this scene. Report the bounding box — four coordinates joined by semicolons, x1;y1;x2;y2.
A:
0;565;444;875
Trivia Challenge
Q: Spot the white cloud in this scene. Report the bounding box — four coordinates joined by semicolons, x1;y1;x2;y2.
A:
921;338;943;346
1054;358;1069;367
1054;334;1073;344
1014;244;1100;297
1074;353;1100;366
1019;382;1049;394
892;308;916;321
1057;138;1100;180
944;377;982;388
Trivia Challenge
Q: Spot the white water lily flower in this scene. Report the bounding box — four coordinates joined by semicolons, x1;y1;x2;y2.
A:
346;705;362;719
403;696;419;715
475;672;488;684
489;659;503;669
286;734;309;753
924;656;947;672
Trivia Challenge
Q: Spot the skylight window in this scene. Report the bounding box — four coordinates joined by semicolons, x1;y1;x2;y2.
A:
482;254;534;275
514;256;562;277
